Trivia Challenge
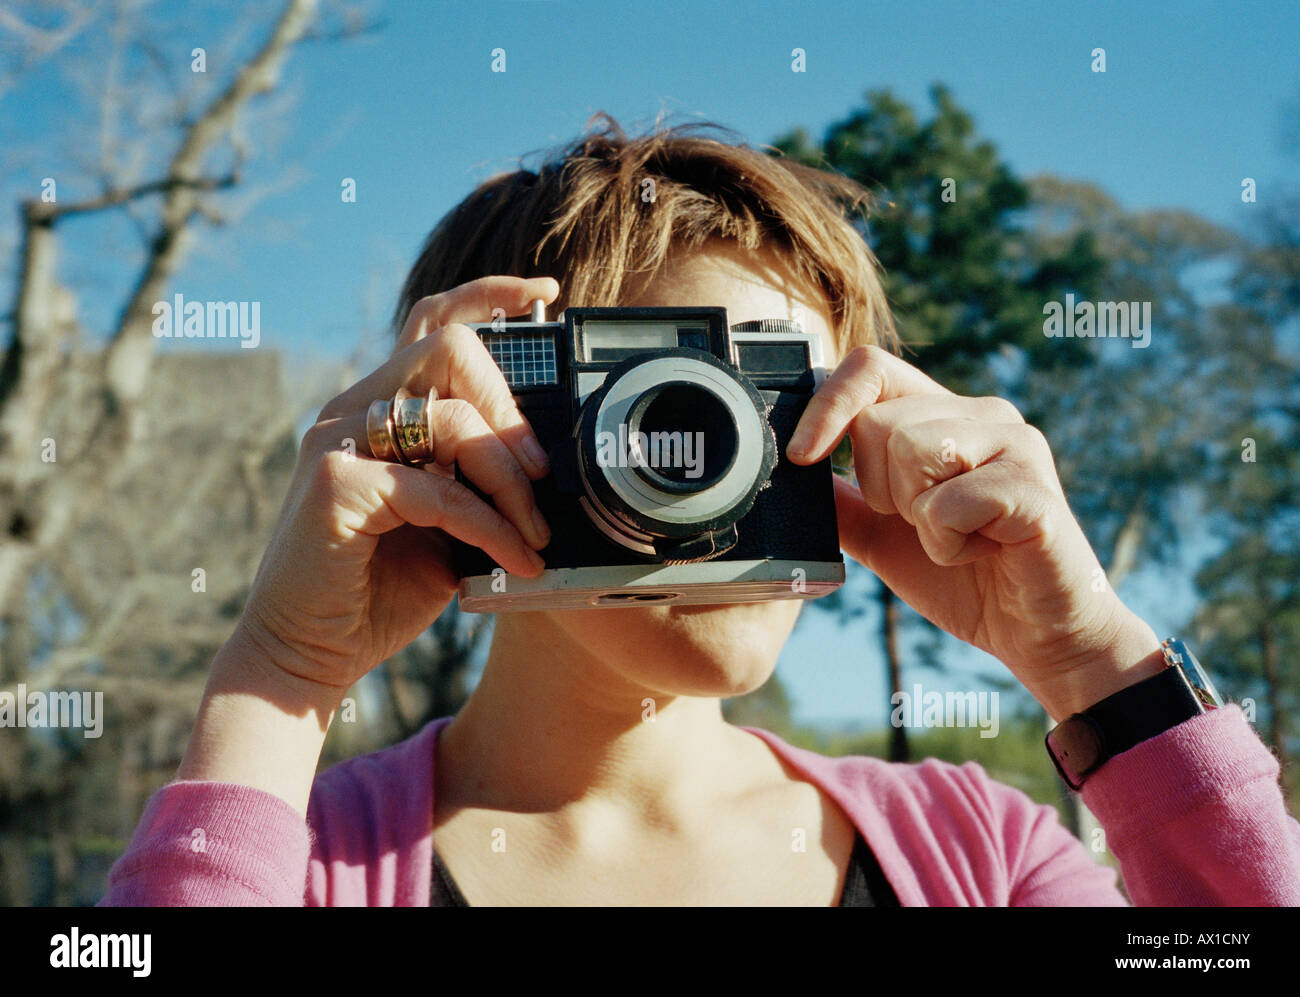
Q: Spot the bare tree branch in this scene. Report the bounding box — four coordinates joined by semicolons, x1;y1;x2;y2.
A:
26;172;240;223
103;0;320;404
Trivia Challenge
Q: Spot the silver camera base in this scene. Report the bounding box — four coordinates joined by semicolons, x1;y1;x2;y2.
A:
458;558;845;612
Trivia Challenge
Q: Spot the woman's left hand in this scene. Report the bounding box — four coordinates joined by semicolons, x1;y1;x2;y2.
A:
786;345;1165;721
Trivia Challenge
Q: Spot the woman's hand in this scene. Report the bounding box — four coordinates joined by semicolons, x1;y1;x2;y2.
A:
179;275;558;814
786;345;1164;721
234;275;559;694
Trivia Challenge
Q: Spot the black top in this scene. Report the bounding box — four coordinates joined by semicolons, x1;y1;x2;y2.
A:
430;831;899;906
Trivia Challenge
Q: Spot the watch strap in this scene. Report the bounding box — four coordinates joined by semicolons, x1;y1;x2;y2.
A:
1045;665;1205;790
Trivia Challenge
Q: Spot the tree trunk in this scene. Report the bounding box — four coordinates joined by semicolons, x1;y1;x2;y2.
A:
50;829;77;908
879;584;909;762
0;835;30;907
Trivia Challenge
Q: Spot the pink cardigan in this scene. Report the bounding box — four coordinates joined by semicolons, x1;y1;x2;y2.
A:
101;704;1300;906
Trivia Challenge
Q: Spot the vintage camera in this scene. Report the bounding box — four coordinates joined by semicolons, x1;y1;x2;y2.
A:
454;301;844;611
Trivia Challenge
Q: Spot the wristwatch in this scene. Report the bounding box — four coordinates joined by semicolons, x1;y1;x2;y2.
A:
1045;637;1224;790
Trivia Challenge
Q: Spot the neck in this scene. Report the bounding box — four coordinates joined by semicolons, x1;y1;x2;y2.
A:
437;611;759;821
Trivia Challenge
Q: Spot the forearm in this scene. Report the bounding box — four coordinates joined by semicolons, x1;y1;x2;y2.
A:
177;625;343;817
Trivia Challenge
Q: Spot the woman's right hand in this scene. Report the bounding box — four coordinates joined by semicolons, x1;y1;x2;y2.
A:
232;275;559;694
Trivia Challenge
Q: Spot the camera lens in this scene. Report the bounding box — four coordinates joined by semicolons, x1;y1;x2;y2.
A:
577;347;777;559
626;381;739;493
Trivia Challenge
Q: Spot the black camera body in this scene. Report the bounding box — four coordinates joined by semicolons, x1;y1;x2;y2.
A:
454;303;844;611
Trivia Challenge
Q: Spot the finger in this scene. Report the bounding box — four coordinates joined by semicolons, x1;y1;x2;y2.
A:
909;459;1059;566
422;323;553;479
891;419;1061;566
832;475;931;576
308;408;549;551
395;275;560;350
787;346;952;464
336;456;545;578
883;418;1059;527
425;398;550;550
318;274;558;423
846;394;1025;515
319;324;551;480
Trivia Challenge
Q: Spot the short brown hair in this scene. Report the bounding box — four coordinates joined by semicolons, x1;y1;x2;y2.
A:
395;114;898;357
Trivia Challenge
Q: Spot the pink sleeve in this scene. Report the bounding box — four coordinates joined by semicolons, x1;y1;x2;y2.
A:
303;740;434;907
918;702;1300;906
1080;704;1300;905
99;781;310;907
986;779;1129;906
925;758;1128;905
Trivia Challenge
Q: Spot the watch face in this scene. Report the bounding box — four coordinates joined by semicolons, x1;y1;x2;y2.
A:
1164;640;1223;710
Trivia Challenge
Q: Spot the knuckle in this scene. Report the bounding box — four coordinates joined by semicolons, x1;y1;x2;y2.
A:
301;419;343;454
437;321;475;347
443;327;501;384
980;395;1024;423
484;388;524;427
407;295;442;328
310;447;354;489
884;423;917;458
1021;422;1053;455
910;484;939;522
498;456;532;494
844;344;879;371
838;348;887;398
863;343;891;361
438;397;483;439
853;404;888;437
886;426;931;477
466;437;531;498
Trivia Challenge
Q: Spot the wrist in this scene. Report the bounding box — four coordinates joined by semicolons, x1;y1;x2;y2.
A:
1032;610;1165;723
216;621;351;716
1044;636;1222;790
177;625;345;817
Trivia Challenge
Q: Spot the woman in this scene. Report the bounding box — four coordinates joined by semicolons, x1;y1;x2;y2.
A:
103;120;1300;906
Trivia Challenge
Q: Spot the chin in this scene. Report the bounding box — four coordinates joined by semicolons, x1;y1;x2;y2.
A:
552;599;802;699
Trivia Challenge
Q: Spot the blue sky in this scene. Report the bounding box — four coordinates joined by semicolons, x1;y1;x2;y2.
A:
3;0;1297;726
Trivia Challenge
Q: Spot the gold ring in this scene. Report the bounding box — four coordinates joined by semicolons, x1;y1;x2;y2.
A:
366;388;437;465
366;399;399;462
392;387;437;465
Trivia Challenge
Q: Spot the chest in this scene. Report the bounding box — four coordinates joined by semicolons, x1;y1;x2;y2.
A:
431;789;860;906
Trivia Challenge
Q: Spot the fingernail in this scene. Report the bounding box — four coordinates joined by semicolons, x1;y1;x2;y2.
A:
526;547;546;573
522;435;549;472
530;506;551;549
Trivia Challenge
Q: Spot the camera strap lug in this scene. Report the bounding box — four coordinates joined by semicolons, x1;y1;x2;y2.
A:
656;525;739;565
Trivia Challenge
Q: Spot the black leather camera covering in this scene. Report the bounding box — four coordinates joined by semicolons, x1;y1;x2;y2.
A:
453;387;842;578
